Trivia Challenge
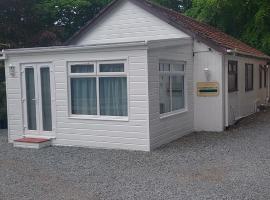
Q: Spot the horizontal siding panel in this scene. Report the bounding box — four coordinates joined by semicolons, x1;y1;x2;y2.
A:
57;128;148;138
53;139;149;151
56;133;148;145
6;31;151;151
76;1;188;45
148;44;194;149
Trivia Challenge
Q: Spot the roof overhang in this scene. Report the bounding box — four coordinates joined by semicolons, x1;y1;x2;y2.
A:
3;38;192;58
3;41;148;56
65;0;270;61
65;0;225;53
225;49;270;61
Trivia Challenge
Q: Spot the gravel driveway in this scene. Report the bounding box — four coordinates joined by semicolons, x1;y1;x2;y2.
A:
0;111;270;200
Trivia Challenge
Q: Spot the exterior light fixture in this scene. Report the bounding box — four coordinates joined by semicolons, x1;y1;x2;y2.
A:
203;67;210;81
9;64;16;77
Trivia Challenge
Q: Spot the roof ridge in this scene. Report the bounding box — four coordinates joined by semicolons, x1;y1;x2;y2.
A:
65;0;269;59
140;0;268;57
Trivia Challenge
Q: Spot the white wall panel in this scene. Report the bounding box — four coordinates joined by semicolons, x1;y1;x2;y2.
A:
75;1;189;45
226;55;268;125
148;42;194;149
6;46;150;151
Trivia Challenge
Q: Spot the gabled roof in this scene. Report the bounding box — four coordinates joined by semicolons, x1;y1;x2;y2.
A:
66;0;270;60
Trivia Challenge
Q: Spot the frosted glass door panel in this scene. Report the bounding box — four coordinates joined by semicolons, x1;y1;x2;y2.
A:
40;67;52;131
25;68;37;130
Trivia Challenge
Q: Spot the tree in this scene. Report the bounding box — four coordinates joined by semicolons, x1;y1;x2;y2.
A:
186;0;270;55
0;0;111;48
152;0;192;12
0;0;42;48
35;0;111;43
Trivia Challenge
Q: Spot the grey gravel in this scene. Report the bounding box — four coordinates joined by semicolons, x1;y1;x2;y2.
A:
0;110;270;200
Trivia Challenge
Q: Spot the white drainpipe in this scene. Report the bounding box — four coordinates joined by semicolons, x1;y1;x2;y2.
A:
267;65;270;103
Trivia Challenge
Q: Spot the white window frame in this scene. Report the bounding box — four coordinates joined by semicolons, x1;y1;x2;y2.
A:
67;60;129;121
21;62;56;136
159;60;188;119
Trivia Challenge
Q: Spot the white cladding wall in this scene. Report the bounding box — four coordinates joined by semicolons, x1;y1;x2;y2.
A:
193;41;224;132
148;42;194;149
5;46;151;151
75;1;189;45
226;55;268;125
4;58;23;143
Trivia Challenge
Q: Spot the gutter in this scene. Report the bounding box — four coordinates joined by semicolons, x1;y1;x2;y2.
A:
3;41;149;56
226;49;270;61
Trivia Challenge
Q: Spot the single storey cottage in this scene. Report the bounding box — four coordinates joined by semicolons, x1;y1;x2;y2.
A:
2;0;270;151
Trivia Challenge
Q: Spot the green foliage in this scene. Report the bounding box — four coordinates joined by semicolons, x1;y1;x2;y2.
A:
35;0;111;42
0;0;269;55
0;0;110;48
186;0;270;55
152;0;192;12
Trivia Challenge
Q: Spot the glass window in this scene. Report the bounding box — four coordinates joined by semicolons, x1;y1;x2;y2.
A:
172;75;185;110
159;74;171;114
25;68;37;130
159;61;185;115
159;63;170;72
71;64;94;73
259;65;263;89
100;63;124;72
228;61;238;92
172;63;185;72
99;77;127;116
264;67;268;88
69;61;127;117
245;64;253;91
40;67;52;131
71;78;97;115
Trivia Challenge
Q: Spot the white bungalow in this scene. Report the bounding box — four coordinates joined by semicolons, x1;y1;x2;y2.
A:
1;0;270;151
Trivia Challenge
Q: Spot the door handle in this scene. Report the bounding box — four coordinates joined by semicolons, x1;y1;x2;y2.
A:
32;98;36;101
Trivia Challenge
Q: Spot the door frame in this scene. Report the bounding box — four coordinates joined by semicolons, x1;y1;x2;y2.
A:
21;62;56;138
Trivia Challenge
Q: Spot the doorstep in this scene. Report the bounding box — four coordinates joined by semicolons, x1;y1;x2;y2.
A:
14;137;52;149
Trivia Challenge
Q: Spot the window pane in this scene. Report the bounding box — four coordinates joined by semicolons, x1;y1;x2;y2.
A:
248;66;253;89
40;68;52;131
264;69;268;87
259;67;262;88
99;77;127;116
71;64;94;73
172;75;185;111
159;74;171;114
228;74;237;91
71;78;97;115
159;63;170;72
100;63;124;72
245;64;253;91
25;68;37;130
172;63;185;72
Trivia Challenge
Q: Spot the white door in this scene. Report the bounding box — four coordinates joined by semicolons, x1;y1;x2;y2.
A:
22;63;55;137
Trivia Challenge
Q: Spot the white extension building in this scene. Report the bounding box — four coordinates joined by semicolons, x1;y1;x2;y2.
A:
1;0;270;151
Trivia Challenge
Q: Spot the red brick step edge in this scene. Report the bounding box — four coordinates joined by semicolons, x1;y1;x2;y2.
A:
14;138;49;144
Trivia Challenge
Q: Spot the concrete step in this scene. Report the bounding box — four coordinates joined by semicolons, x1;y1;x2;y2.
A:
14;138;52;149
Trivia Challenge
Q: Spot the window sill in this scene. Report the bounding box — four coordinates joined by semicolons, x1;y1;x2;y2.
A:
68;115;129;122
160;109;188;119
